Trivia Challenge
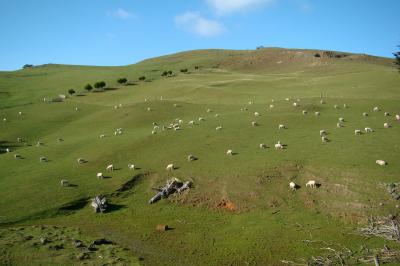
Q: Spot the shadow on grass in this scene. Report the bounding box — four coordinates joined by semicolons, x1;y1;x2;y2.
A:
105;203;126;213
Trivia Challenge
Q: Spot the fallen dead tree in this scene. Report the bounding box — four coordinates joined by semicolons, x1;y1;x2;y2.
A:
91;195;107;213
360;216;400;242
149;178;192;204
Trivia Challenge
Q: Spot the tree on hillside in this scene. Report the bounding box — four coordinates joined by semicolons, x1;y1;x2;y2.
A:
22;64;34;69
84;84;93;92
180;68;188;73
117;78;128;85
161;71;168;77
68;89;76;96
94;81;106;90
168;70;173;76
138;76;146;81
394;45;400;72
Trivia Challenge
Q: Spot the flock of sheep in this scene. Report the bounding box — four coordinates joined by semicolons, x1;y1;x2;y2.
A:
2;96;399;195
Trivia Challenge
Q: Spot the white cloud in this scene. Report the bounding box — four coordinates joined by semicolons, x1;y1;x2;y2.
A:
175;12;225;37
107;8;134;20
207;0;275;15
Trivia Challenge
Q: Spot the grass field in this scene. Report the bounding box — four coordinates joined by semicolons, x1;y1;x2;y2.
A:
1;48;400;265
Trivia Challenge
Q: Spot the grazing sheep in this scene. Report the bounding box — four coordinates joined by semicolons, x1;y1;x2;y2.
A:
384;122;390;128
5;148;10;153
248;101;253;105
364;127;373;133
153;125;160;130
39;156;47;162
152;122;158;126
216;126;222;131
187;155;196;161
252;121;258;127
97;173;103;179
188;120;195;125
226;149;233;156
207;109;212;113
106;164;114;171
144;98;147;102
198;117;205;122
271;99;275;102
321;136;328;143
278;124;286;130
337;123;343;128
14;154;21;159
75;107;79;111
319;130;327;136
36;141;43;146
151;130;157;135
302;110;307;115
343;104;348;108
254;112;260;117
376;160;387;166
99;134;106;138
354;129;362;135
285;98;290;101
289;182;297;191
373;107;379;112
293;102;298;107
16;137;22;142
338;117;345;122
274;143;283;150
3;118;7;122
147;107;151;111
269;104;274;109
384;112;390;116
160;96;163;101
334;104;338;109
297;98;301;102
128;164;135;170
113;105;118;109
173;103;178;107
395;114;400;120
259;143;267;149
363;112;368;117
173;126;180;131
320;100;325;104
77;158;86;164
166;164;174;171
215;113;219;117
60;179;69;187
306;180;317;188
315;111;320;116
18;111;23;115
178;119;183;124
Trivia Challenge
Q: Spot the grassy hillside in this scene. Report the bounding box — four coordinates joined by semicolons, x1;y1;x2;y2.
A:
1;48;400;265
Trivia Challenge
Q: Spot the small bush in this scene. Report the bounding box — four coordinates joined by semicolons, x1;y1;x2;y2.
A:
138;76;146;81
117;78;128;85
314;53;321;58
68;89;76;95
180;69;188;73
84;84;93;92
94;81;106;90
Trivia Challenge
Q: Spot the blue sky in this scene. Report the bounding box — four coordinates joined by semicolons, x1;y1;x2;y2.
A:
0;0;399;70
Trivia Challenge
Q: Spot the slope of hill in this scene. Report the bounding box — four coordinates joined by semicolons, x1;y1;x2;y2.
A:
0;48;399;265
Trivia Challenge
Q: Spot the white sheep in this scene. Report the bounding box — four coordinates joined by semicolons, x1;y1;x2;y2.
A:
99;134;106;138
97;173;103;179
293;102;298;107
285;98;290;101
278;124;286;130
354;129;362;135
259;143;267;149
215;113;219;117
269;104;274;109
216;126;222;131
248;101;253;105
320;100;325;104
153;125;160;130
289;182;297;191
128;164;135;170
18;111;23;115
198;117;205;122
77;158;86;164
106;164;114;171
14;154;21;159
396;114;400;120
384;112;389;116
5;148;10;153
147;107;152;111
36;141;43;146
173;103;178;107
187;155;196;161
254;112;260;117
338;117;345;122
321;136;328;143
60;179;69;187
334;104;338;109
315;111;320;116
319;130;327;136
3;118;7;122
226;149;233;156
337;123;343;128
207;109;212;113
364;127;373;133
373;107;379;112
166;164;174;171
384;122;390;128
17;137;22;142
188;120;195;125
178;119;183;124
39;156;47;162
151;130;157;135
343;104;347;108
302;110;307;115
75;107;79;111
274;143;283;150
306;180;317;188
363;112;368;117
252;121;258;127
376;160;387;166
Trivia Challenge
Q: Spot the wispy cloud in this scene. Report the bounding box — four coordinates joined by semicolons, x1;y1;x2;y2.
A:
206;0;276;15
107;8;135;20
175;12;225;37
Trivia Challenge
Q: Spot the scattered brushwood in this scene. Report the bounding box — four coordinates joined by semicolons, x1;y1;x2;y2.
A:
91;195;107;213
380;182;400;200
359;246;400;265
149;178;192;204
360;216;400;242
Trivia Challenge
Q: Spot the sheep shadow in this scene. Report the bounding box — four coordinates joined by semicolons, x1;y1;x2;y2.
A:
105;203;126;213
102;176;112;179
67;183;78;187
